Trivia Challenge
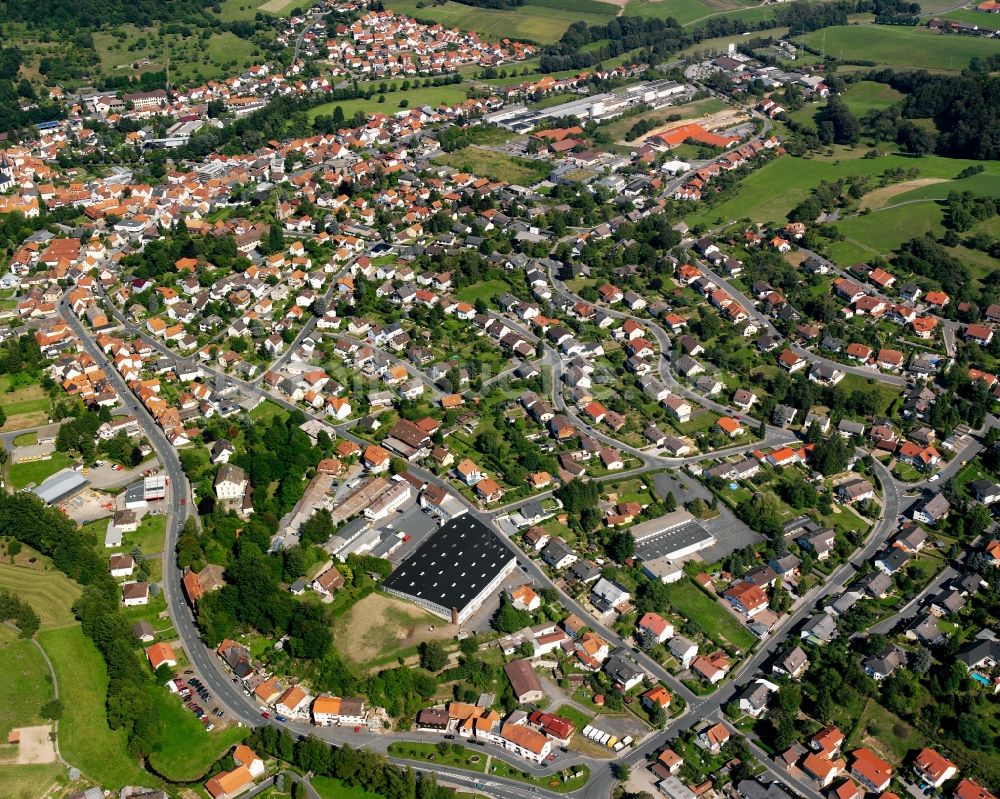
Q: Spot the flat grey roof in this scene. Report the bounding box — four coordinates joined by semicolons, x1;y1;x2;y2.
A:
382;514;514;614
635;520;716;561
32;469;88;505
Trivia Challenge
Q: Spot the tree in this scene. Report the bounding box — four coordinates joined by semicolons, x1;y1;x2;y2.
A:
418;640;448;671
607;530;635;563
663;491;677;512
493;595;533;634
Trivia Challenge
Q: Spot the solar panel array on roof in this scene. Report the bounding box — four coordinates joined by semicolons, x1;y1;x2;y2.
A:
382;514;514;617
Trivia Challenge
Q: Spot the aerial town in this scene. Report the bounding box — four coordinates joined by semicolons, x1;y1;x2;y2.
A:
0;1;999;799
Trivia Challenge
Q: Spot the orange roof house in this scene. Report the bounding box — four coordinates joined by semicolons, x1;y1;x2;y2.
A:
145;642;176;671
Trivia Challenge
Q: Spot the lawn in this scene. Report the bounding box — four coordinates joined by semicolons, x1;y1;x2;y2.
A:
309;83;470;123
795;25;1000;71
0;562;81;630
0;627;52;740
385;0;615;43
38;626;151;789
434;146;552;186
685;148;999;228
12;432;37;446
665;578;756;652
837;374;901;416
146;687;246;781
387;741;488;773
125;513;169;557
313;776;390;799
249;399;290;424
0;764;65;799
455;279;511;304
6;452;73;491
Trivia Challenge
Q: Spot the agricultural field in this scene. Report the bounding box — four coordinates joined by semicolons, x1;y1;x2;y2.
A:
386;0;616;43
38;626;151;789
623;0;780;26
92;24;259;83
0;375;52;432
434;146;552;185
841;80;905;117
795;25;1000;71
0;562;81;630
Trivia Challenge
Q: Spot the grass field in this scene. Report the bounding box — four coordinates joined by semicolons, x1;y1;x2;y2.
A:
795;25;1000;71
385;0;615;42
7;453;72;491
38;626;150;789
0;563;81;630
92;25;259;83
666;578;756;652
331;592;455;667
146;688;246;781
0;627;52;740
308;83;470;123
0;764;64;799
455;279;511;304
685;148;1000;227
828;202;945;264
435;146;551;185
841;80;905;116
388;741;488;772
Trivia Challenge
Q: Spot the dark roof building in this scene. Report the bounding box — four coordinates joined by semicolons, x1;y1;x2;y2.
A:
382;514;516;624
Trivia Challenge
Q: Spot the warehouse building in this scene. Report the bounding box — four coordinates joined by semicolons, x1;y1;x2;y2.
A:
382;514;516;624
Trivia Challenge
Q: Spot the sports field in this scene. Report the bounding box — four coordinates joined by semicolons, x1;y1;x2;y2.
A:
386;0;615;43
0;562;80;630
795;25;1000;71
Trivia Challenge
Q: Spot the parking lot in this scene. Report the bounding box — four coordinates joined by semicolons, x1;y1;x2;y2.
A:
382;503;439;564
169;669;229;730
